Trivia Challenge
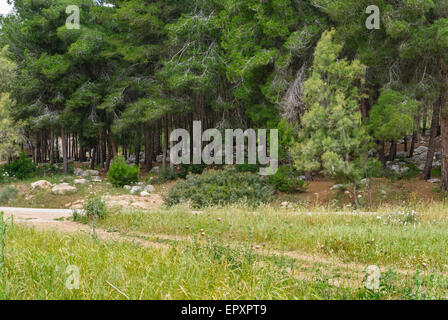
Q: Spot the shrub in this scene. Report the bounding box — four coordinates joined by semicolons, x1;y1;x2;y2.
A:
84;197;107;220
108;156;139;187
152;167;177;184
177;163;207;179
165;168;274;208
236;163;259;173
37;163;74;176
3;153;36;180
0;186;18;205
267;165;307;193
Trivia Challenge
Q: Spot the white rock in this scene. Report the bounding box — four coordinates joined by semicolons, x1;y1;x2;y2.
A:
330;184;344;190
31;180;52;189
144;185;155;193
414;146;428;155
427;178;441;184
140;191;150;197
74;179;88;185
74;168;84;176
91;176;102;182
52;184;77;195
150;166;160;173
130;186;143;194
123;185;132;190
85;170;100;176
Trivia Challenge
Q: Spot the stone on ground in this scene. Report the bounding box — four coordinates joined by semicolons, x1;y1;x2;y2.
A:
52;183;77;195
31;180;52;189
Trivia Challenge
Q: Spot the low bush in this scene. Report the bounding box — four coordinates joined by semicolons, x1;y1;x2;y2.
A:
165;168;274;208
2;153;36;180
267;165;307;193
177;163;207;179
152;167;177;184
37;163;74;176
108;156;139;187
236;163;259;173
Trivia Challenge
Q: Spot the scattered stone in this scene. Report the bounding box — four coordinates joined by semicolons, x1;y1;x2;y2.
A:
91;176;102;183
330;184;344;190
123;185;132;190
74;168;84;176
150;166;160;173
51;183;77;195
360;178;369;185
388;164;409;174
86;170;100;176
140;191;150;197
130;186;143;194
74;179;88;185
144;185;155;193
427;178;441;184
31;180;52;189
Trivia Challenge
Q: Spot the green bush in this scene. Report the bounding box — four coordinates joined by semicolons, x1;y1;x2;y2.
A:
267;165;307;193
108;156;139;187
236;163;259;173
177;163;207;178
0;186;18;205
3;153;36;180
165;168;274;208
152;166;177;184
84;197;107;220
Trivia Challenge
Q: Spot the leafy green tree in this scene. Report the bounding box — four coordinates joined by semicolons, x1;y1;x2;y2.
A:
291;30;372;203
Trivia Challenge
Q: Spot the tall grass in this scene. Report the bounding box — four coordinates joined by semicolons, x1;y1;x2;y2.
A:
97;203;448;269
1;224;447;299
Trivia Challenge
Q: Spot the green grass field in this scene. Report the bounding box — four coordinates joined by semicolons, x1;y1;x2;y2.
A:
1;202;448;300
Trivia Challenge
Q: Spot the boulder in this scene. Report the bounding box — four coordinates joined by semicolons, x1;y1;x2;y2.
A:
130;186;143;194
52;183;77;195
414;146;428;155
150;166;160;174
144;185;155;193
123;185;132;191
31;180;52;189
330;184;344;190
74;179;88;185
140;191;150;197
85;170;99;176
91;176;102;182
428;178;441;184
74;168;84;176
396;151;407;158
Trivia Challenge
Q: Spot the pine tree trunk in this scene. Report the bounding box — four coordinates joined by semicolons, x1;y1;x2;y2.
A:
163;115;168;169
145;128;153;172
61;126;68;173
423;99;441;180
441;112;448;190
